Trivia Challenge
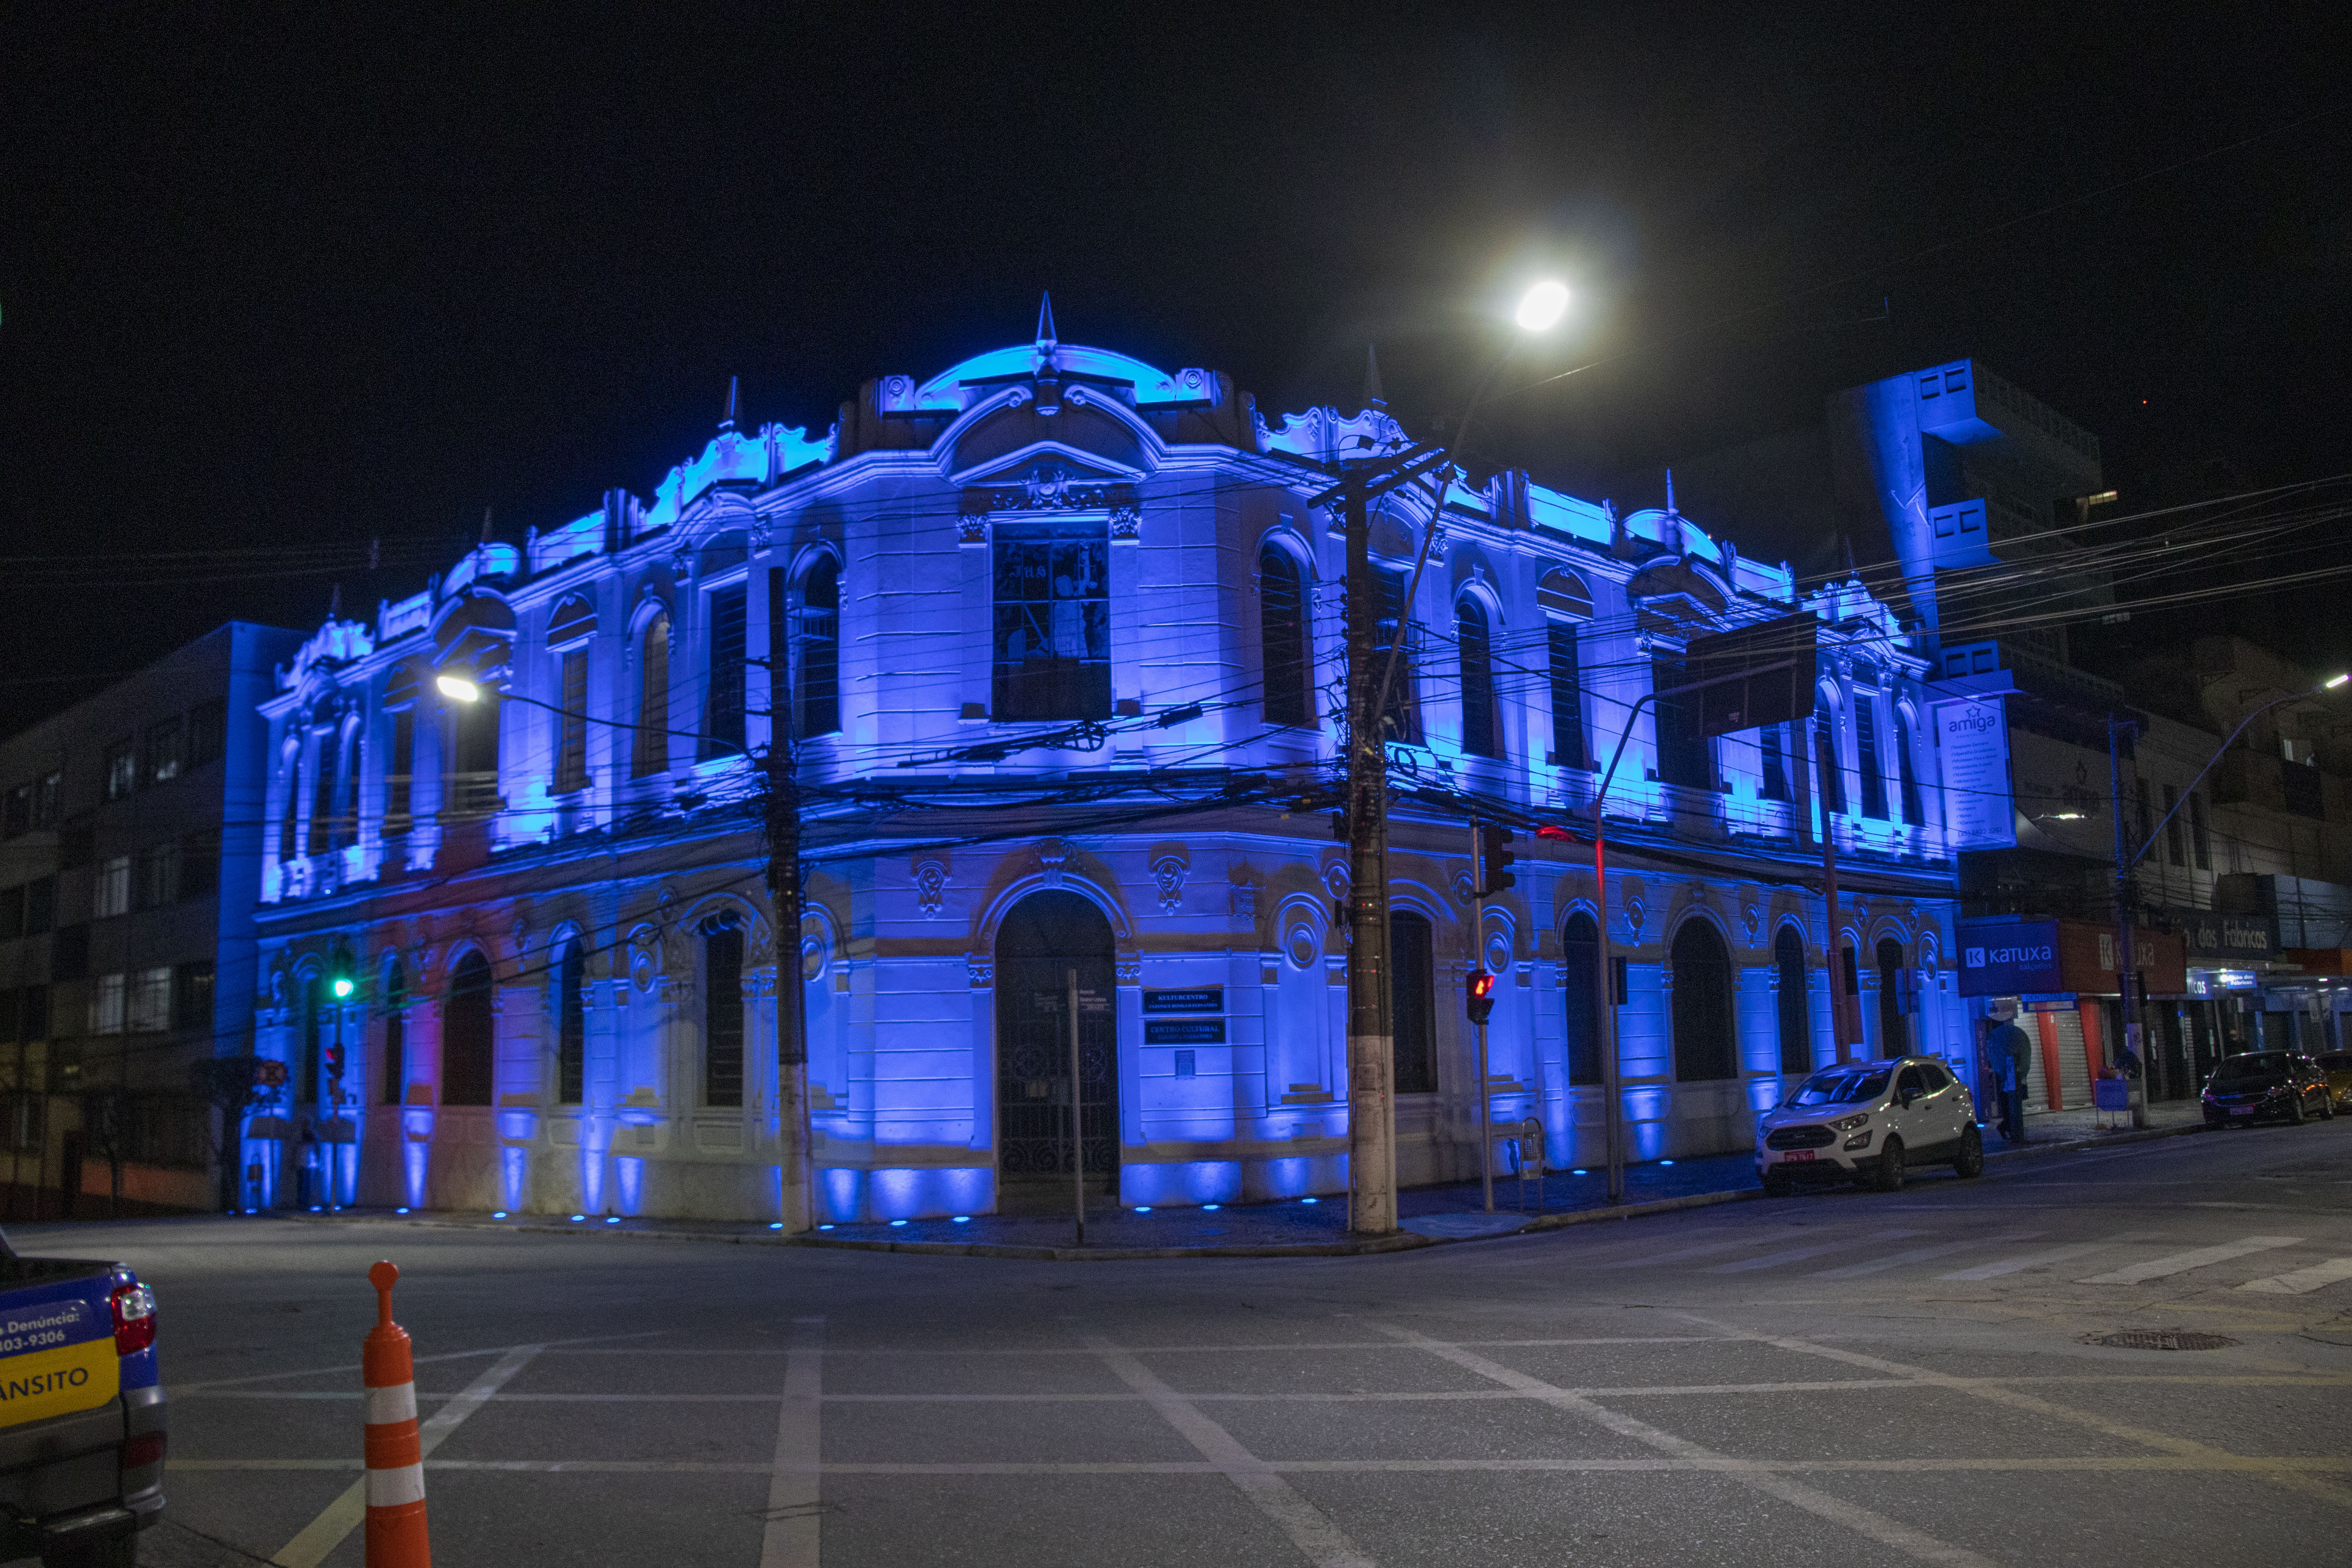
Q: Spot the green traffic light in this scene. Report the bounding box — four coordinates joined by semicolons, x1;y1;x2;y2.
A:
331;977;355;1000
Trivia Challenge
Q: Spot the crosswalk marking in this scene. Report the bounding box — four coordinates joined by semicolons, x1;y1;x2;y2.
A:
1939;1239;2132;1281
2238;1257;2352;1296
1708;1230;1927;1274
1595;1237;1766;1270
1813;1232;2044;1280
2078;1236;2302;1286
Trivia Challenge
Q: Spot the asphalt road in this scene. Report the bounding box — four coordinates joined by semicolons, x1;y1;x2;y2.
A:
11;1117;2352;1568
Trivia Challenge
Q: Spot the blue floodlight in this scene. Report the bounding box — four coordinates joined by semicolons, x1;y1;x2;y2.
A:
1659;1159;1676;1166
570;1214;585;1221
308;1205;322;1213
768;1221;784;1230
818;1223;835;1230
1201;1203;1221;1211
395;1206;410;1214
492;1210;508;1218
1134;1206;1152;1214
1300;1196;1319;1205
951;1216;971;1224
604;1216;621;1225
1570;1169;1588;1176
889;1219;909;1227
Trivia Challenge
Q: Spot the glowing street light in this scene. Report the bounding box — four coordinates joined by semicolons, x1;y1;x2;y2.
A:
2327;673;2349;689
1514;279;1570;333
435;673;481;702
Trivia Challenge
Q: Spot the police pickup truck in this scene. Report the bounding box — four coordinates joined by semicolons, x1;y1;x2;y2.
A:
0;1229;163;1567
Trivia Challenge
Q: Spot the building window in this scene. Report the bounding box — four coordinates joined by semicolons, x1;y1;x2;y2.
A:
32;772;60;828
94;855;131;919
381;960;407;1107
143;717;184;787
2189;792;2211;871
0;886;19;940
1875;936;1909;1055
180;829;219;900
1;786;26;838
135;842;180;909
1775;925;1810;1074
1547;623;1588;770
2163;784;2185;866
306;732;338;855
794;558;842;739
187;699;226;768
1760;722;1791;803
1388;910;1436;1094
1894;704;1924;826
129;965;171;1034
555;650;589;795
1372;567;1421;745
90;972;127;1036
385;709;416;835
1563;911;1601;1085
442;951;495;1106
633;611;671;777
172;960;214;1033
556;940;585;1105
50;921;87;980
1853;690;1888;820
278;754;301;863
1653;655;1711;789
1457;595;1500;759
449;693;500;817
546;593;597;646
1813;702;1845;816
992;521;1109;721
24;878;56;937
103;739;136;802
1670;920;1737;1082
1259;544;1312;729
703;920;744;1109
18;985;50;1044
702;585;749;761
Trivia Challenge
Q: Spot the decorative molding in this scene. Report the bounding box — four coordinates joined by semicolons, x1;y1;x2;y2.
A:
1114;954;1141;987
967;955;995;989
1149;853;1187;914
1320;860;1350;903
1450;870;1475;906
749;518;772;553
1035;838;1069;889
1740;902;1762;944
1229;881;1258;921
1109;504;1141;542
913;855;949;918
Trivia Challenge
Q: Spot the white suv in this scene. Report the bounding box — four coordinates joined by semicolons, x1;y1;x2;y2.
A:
1755;1056;1984;1196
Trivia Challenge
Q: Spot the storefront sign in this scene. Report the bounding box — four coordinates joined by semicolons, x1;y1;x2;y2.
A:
1143;1018;1225;1045
1958;919;2061;995
1141;987;1223;1014
2157;906;2278;964
1934;697;2016;850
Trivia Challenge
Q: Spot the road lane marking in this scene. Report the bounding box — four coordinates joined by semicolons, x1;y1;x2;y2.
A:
1677;1312;2352;1513
169;1454;2352;1475
1938;1237;2141;1280
1709;1229;1928;1273
2241;1257;2352;1295
268;1341;543;1568
539;1335;1730;1357
2079;1236;2302;1285
179;1329;656;1392
1369;1321;1994;1568
1083;1333;1376;1568
1595;1237;1787;1269
759;1316;825;1568
1813;1232;2044;1280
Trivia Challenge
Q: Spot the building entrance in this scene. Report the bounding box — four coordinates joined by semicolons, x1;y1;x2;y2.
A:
994;891;1118;1201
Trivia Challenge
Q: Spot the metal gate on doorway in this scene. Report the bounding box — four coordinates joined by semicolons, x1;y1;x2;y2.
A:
994;891;1118;1195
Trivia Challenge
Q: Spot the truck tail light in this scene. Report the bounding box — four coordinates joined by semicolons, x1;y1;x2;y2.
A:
109;1281;157;1357
120;1431;166;1469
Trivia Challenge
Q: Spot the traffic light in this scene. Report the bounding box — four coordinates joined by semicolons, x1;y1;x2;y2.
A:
1465;969;1499;1026
1477;823;1516;895
328;949;357;1001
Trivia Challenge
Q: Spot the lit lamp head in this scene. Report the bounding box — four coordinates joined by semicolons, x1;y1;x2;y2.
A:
435;672;481;703
2327;674;2349;690
330;977;355;1000
1514;280;1570;334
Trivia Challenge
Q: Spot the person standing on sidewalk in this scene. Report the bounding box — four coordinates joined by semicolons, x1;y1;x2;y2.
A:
1987;1018;2033;1144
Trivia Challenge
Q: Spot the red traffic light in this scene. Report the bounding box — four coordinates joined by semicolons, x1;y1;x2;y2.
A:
1465;969;1500;1026
1535;823;1573;841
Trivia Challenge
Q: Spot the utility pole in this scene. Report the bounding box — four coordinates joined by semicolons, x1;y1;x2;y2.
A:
1312;442;1446;1238
2107;715;2148;1129
1813;716;1857;1062
765;707;816;1232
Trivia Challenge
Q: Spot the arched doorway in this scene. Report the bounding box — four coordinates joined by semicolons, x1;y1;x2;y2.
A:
1670;920;1737;1082
994;891;1118;1197
443;951;494;1106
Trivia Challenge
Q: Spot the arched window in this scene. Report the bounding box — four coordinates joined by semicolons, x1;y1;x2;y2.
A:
546;594;597;646
1563;911;1601;1085
633;610;670;777
1259;544;1311;728
1813;697;1845;816
1539;571;1591;771
1853;678;1888;820
381;959;407;1107
306;730;336;856
1457;596;1499;759
1389;910;1436;1094
703;918;744;1108
1775;926;1810;1074
1670;920;1737;1082
1894;703;1924;826
795;557;841;739
278;748;300;864
448;688;501;818
299;973;323;1105
1876;936;1909;1056
1373;567;1421;744
555;939;584;1106
384;662;420;836
702;583;749;760
443;951;495;1106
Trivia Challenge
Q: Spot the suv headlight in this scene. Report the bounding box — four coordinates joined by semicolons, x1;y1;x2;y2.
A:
1828;1112;1871;1132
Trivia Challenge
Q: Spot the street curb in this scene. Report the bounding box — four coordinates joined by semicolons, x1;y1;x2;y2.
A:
1982;1120;2205;1163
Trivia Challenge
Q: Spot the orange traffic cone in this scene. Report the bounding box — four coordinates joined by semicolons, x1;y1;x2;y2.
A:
363;1260;431;1567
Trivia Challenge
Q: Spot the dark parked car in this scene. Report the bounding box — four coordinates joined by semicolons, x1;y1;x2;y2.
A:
2202;1051;2335;1128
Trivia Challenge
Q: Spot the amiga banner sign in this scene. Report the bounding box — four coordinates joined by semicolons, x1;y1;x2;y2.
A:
1934;696;2016;850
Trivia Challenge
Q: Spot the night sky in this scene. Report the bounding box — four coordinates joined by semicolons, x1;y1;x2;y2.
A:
4;5;2346;734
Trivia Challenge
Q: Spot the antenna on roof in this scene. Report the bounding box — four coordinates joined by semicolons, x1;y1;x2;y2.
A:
1035;291;1057;355
721;374;739;432
481;506;494;545
329;583;343;619
1364;345;1386;412
1664;468;1677;515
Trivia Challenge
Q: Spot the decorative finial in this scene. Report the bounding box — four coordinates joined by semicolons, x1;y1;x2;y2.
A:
480;506;494;545
1664;468;1677;515
1364;344;1386;411
1035;292;1057;354
721;374;739;432
329;583;343;620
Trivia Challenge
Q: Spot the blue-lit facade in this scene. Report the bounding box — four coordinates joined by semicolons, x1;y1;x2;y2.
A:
245;320;1967;1222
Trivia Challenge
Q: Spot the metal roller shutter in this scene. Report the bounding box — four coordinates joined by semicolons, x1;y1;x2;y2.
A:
2052;1009;2092;1111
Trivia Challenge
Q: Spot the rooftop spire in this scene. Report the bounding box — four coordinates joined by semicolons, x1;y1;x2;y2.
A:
1664;468;1677;515
1364;344;1386;411
1035;291;1058;355
721;373;739;432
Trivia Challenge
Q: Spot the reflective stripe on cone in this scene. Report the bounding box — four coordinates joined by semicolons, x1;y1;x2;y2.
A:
363;1260;432;1568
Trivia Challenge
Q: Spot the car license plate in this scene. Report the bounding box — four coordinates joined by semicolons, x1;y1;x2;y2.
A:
1781;1150;1815;1161
2230;1107;2254;1116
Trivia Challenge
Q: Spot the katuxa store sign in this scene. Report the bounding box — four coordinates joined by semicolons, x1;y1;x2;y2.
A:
1958;919;2061;995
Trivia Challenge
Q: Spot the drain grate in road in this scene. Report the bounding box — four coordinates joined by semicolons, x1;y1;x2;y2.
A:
2084;1329;2239;1352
